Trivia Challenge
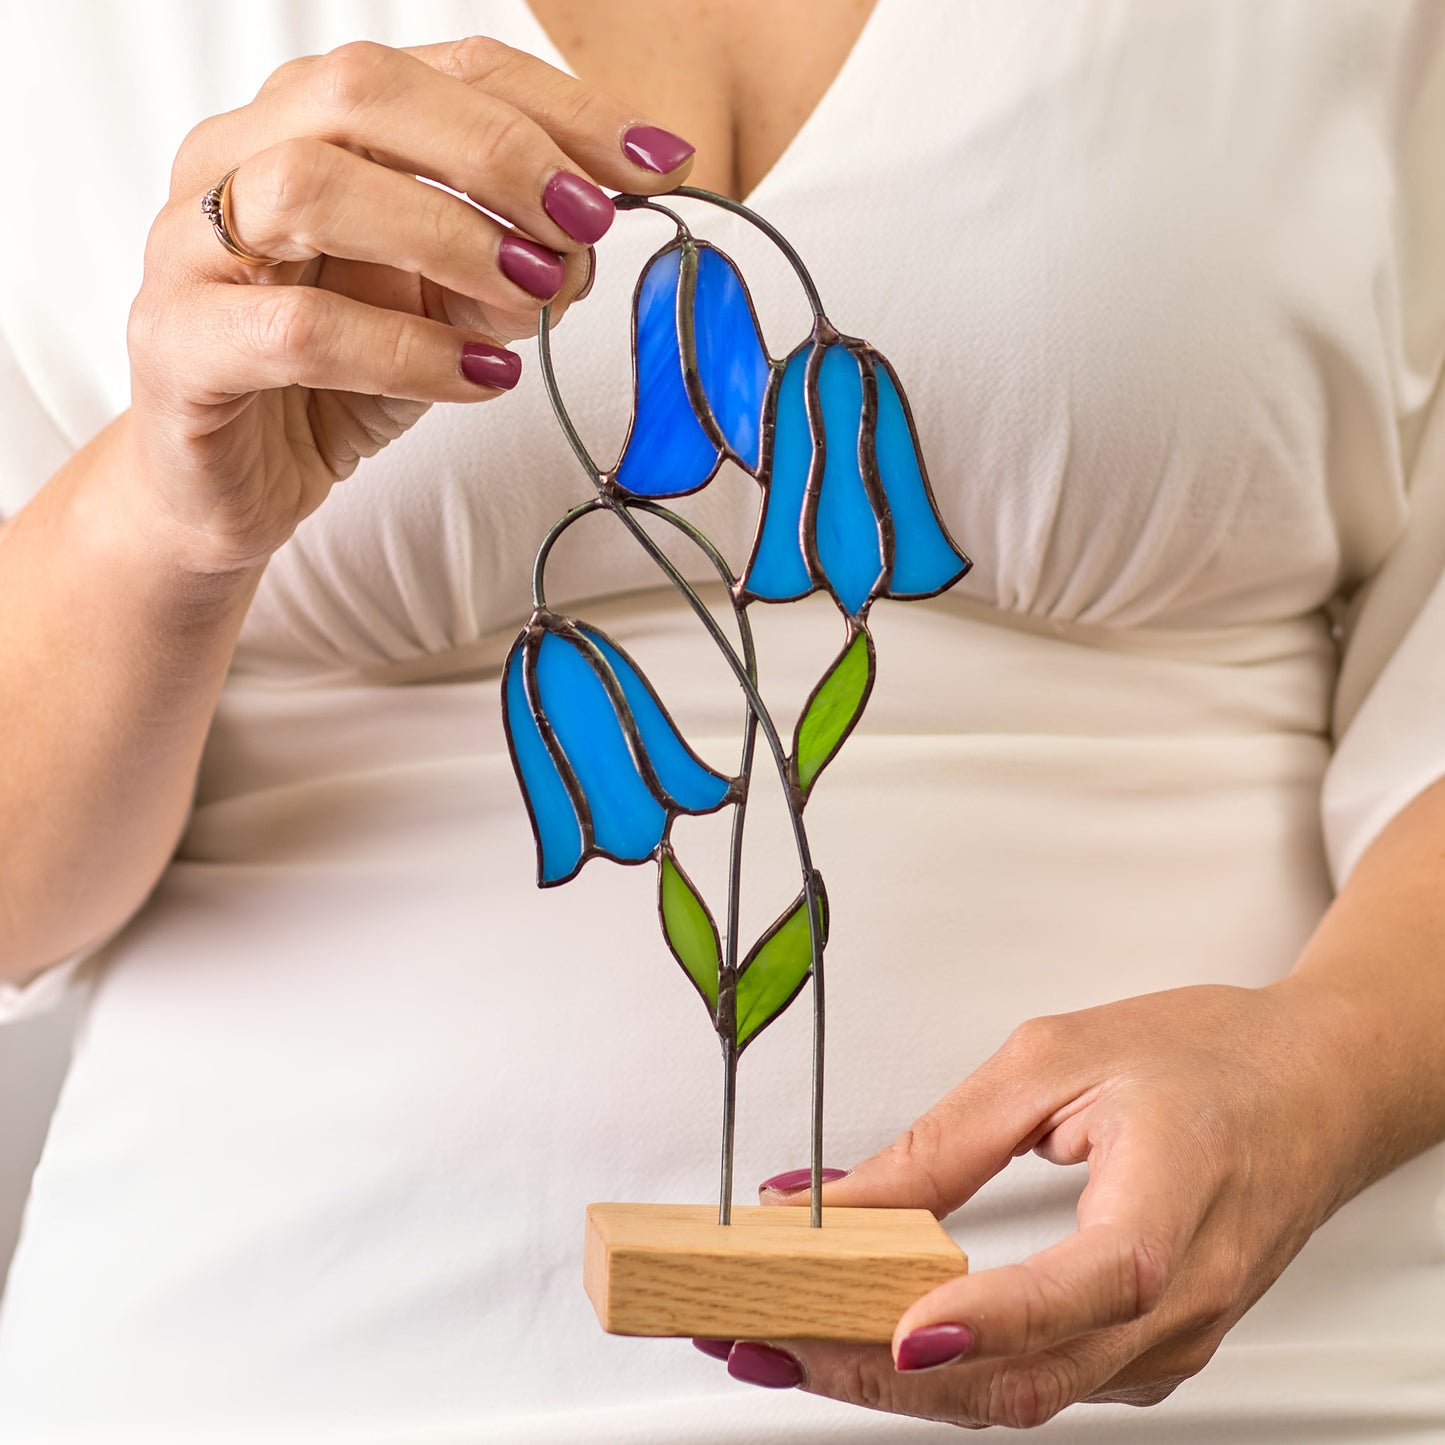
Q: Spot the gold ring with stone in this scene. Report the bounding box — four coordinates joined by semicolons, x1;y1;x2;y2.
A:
200;167;281;268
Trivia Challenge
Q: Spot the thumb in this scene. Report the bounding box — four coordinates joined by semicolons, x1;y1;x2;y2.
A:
761;1050;1056;1217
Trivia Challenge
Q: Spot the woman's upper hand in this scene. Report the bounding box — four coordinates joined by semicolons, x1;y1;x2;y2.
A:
710;981;1370;1428
124;37;693;575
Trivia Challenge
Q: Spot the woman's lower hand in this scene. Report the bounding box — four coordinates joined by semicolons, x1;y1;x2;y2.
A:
124;36;693;575
700;981;1370;1428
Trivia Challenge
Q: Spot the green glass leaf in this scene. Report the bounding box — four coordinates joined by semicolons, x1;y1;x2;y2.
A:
793;627;875;799
736;881;829;1050
659;850;720;1014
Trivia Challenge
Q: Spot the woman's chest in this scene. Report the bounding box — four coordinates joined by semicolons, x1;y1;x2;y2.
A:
524;0;878;203
4;1;1435;679
233;2;1432;677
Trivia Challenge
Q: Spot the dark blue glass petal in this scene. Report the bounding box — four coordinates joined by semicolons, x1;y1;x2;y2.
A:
873;359;971;597
536;632;666;862
577;627;731;814
616;247;720;497
815;345;884;616
694;246;769;471
503;639;584;884
743;346;813;601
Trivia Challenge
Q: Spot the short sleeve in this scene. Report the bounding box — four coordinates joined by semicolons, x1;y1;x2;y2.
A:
1322;386;1445;887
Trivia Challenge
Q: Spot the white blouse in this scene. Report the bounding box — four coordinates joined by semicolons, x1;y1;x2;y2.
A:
2;2;1443;903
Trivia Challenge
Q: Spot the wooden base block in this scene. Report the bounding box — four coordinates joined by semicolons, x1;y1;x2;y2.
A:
584;1202;967;1342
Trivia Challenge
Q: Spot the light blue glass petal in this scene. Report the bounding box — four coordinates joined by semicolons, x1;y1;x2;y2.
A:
616;247;720;497
873;361;970;596
536;631;666;862
743;347;813;600
503;640;583;884
579;628;731;814
815;345;884;616
694;246;769;470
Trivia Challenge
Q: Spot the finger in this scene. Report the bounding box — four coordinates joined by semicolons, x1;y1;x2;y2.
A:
1085;1321;1219;1407
405;35;696;188
418;242;592;349
134;280;522;405
887;1219;1174;1372
887;1122;1202;1363
766;1021;1091;1218
777;1103;1017;1217
726;1337;1117;1432
196;139;567;312
178;41;689;255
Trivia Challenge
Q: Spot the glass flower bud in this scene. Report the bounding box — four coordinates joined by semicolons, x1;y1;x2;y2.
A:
743;338;971;618
614;241;770;497
502;617;733;886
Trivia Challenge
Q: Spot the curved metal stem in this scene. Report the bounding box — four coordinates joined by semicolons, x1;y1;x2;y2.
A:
606;501;826;1228
531;498;608;609
717;709;756;1224
606;505;794;837
618;198;691;237
718;673;758;1224
533;492;765;1223
616;187;826;321
621;507;755;1226
534;202;828;1225
536;314;600;481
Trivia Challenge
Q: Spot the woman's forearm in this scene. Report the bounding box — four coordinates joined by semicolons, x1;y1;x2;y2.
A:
0;411;261;983
1272;773;1445;1208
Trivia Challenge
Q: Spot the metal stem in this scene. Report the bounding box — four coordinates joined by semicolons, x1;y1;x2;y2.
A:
621;521;757;1230
716;676;757;1224
535;225;827;1228
536;310;600;480
717;1037;738;1224
531;498;607;608
616;187;827;321
607;502;826;1228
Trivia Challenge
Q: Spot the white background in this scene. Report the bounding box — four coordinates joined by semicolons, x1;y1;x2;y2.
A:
0;1003;79;1296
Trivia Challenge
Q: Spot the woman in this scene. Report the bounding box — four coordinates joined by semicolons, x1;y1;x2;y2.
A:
1;0;1442;1437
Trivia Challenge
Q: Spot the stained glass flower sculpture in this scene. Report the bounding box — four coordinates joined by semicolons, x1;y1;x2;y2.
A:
505;187;972;1225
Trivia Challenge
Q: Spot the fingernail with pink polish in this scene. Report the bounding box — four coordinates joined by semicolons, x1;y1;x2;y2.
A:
759;1166;849;1194
727;1342;803;1389
543;171;614;244
692;1337;735;1362
896;1323;974;1373
622;124;696;175
498;235;566;300
459;342;521;390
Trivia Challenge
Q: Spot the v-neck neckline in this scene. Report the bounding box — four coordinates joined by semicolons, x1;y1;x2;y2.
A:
515;0;890;208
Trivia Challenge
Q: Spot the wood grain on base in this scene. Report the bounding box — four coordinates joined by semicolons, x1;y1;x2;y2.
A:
584;1202;968;1342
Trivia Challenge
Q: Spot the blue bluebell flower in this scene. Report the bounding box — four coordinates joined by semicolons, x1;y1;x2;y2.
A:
742;338;971;618
502;617;733;886
613;241;771;497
